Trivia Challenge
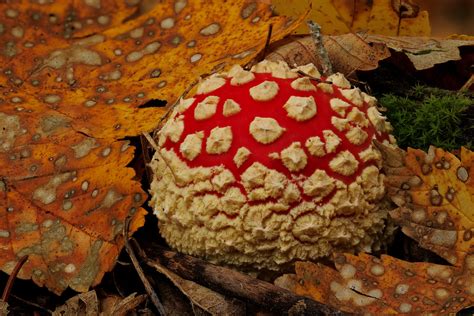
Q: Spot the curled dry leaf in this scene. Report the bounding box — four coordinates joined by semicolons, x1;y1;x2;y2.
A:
272;0;430;36
53;290;146;316
0;1;300;293
100;293;147;316
376;143;473;267
52;290;99;316
267;33;391;77
0;300;8;315
282;253;473;315
366;35;474;70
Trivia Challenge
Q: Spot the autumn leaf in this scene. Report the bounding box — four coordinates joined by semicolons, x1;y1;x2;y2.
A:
366;35;474;70
53;290;146;316
0;1;300;294
275;145;474;314
279;253;473;315
266;33;391;77
53;290;100;316
376;144;473;267
272;0;430;36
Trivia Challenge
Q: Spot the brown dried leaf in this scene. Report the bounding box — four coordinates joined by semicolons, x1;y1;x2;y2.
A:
0;1;300;294
376;144;474;267
291;253;474;315
0;300;8;316
52;290;99;316
100;293;147;316
274;273;298;292
52;290;146;316
366;35;474;70
267;33;391;77
272;0;430;36
152;262;246;316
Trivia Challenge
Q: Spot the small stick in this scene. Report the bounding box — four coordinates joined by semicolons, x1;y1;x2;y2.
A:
306;21;333;76
149;79;199;141
460;73;474;91
2;255;28;302
123;218;166;316
10;294;52;314
142;132;159;152
246;24;273;69
144;244;347;316
260;24;274;61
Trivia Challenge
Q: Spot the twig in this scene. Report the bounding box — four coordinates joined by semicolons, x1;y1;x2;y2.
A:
112;269;129;298
141;78;199;181
2;255;28;302
460;73;474;91
260;24;273;61
147;78;199;143
123;217;166;316
142;132;159;152
306;21;333;76
246;24;273;69
10;294;52;314
143;244;348;316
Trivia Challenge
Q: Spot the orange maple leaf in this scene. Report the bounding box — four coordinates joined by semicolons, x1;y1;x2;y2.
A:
0;0;301;293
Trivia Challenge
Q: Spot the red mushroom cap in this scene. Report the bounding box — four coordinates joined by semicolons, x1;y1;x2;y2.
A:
150;60;396;268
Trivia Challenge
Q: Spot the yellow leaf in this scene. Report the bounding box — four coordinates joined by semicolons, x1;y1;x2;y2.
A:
273;0;431;36
273;0;350;34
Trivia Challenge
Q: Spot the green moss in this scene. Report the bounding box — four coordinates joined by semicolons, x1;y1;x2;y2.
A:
380;85;473;151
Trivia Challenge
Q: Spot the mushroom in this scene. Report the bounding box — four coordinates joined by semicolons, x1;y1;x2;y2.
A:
149;60;397;269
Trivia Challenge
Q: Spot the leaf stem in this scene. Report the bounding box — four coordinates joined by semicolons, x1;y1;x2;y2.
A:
2;255;28;302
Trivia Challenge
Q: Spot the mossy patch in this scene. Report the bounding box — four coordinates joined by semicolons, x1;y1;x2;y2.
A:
380;85;473;151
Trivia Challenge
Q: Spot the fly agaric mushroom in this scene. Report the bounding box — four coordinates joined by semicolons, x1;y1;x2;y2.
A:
149;60;396;269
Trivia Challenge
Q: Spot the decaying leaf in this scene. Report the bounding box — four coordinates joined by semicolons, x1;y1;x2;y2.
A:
0;300;8;316
366;35;474;70
52;290;99;316
272;0;430;36
152;261;246;316
376;144;474;266
278;253;473;315
267;33;391;77
52;290;146;316
100;293;147;316
0;1;300;294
